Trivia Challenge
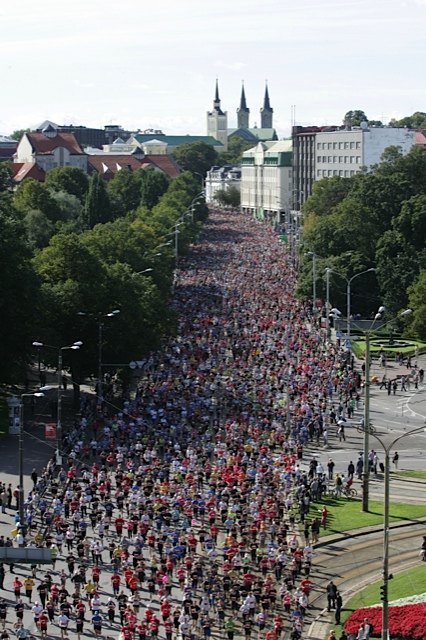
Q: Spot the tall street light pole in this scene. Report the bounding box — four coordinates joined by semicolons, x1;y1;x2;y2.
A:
77;310;120;407
360;308;412;512
359;422;426;640
327;267;375;341
32;342;82;463
19;388;50;530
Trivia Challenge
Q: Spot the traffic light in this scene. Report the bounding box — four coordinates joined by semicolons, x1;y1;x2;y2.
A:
380;584;387;601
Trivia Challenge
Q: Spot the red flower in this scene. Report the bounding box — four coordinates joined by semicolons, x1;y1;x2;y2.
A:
346;603;426;640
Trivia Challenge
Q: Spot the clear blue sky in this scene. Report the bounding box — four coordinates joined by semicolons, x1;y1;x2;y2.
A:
1;0;426;138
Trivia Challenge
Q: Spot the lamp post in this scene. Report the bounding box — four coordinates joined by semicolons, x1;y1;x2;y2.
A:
77;310;120;406
190;193;204;223
327;267;375;341
358;423;426;640
360;308;412;512
32;342;82;463
19;388;50;529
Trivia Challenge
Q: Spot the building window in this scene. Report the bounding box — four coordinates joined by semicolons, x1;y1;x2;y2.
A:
339;156;343;163
328;142;332;150
317;142;321;150
333;142;338;149
328;170;332;176
323;170;327;177
317;156;322;163
350;170;355;176
356;156;361;164
345;170;349;177
333;170;338;175
350;142;355;149
339;170;344;176
323;156;327;162
339;142;343;149
328;156;332;163
317;169;322;176
333;156;337;163
345;156;349;163
344;142;349;149
356;142;361;149
350;156;355;163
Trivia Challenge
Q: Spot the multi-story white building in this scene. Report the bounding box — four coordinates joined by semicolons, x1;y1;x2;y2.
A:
240;140;292;225
205;165;241;204
315;123;415;180
15;125;88;172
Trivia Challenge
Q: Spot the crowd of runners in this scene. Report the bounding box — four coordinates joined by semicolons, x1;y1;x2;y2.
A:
2;208;363;640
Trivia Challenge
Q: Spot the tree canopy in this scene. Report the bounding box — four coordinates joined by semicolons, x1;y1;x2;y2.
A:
172;140;218;176
0;156;207;386
297;144;426;327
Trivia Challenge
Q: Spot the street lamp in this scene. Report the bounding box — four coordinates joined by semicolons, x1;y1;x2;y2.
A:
360;308;412;512
190;193;205;222
19;387;51;530
327;267;375;341
77;310;120;406
358;422;426;640
32;342;82;463
135;268;153;276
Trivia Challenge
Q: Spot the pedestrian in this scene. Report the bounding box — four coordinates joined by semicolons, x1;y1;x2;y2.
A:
326;581;337;611
58;612;69;638
335;591;343;623
392;451;399;469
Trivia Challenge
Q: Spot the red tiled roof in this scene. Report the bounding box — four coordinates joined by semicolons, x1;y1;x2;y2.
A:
88;155;145;179
415;130;426;148
87;153;181;180
26;132;85;155
9;162;46;182
144;154;181;179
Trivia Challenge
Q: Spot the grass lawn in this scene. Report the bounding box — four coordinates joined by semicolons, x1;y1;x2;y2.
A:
308;497;426;537
393;470;426;480
351;337;426;360
332;565;426;636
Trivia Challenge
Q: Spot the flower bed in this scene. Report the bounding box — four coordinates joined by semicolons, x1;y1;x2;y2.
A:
345;604;426;640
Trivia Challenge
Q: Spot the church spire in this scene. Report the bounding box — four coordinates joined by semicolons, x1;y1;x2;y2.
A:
260;81;273;128
237;81;250;129
213;79;224;114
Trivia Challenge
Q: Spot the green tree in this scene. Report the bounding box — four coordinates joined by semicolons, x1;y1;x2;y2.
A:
106;168;143;216
44;166;89;202
390;111;426;129
50;190;84;224
217;137;253;165
9;128;31;141
343;110;368;126
0;211;40;383
393;195;426;250
140;169;169;210
14;178;61;222
24;209;55;249
83;173;112;229
405;270;426;339
172;140;218;177
302;176;353;220
214;186;240;207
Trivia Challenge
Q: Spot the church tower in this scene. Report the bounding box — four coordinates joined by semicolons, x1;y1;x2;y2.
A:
237;82;250;129
260;82;273;129
207;79;228;150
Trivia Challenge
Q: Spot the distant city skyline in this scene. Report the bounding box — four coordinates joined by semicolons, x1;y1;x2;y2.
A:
2;0;426;138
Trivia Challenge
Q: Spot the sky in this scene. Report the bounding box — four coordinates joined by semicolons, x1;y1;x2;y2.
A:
1;0;426;138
